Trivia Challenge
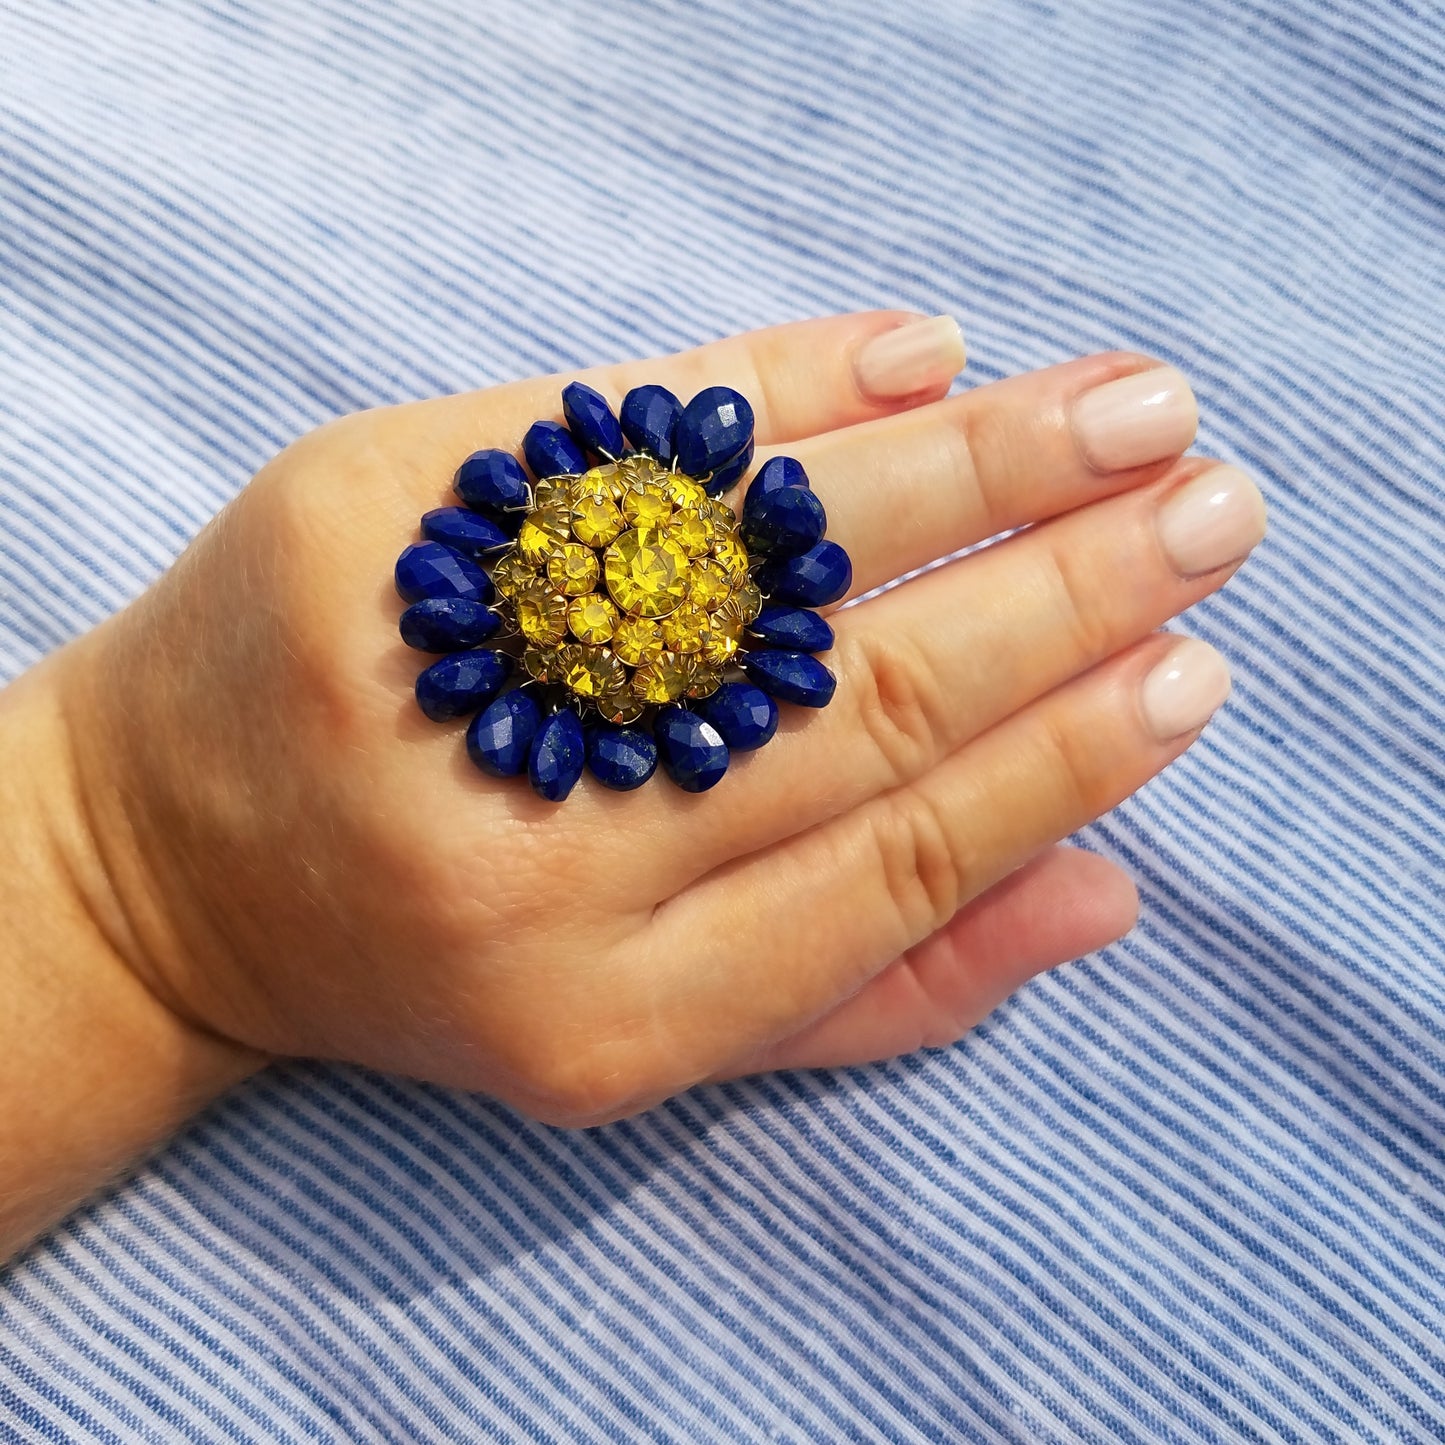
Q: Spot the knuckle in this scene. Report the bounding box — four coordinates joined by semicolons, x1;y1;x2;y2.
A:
511;1031;657;1128
1043;535;1116;663
870;789;970;943
1036;706;1108;822
846;630;952;785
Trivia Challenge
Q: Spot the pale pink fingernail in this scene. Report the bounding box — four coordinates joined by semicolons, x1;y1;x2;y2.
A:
1156;465;1268;578
1139;637;1232;742
1071;365;1198;471
853;315;966;400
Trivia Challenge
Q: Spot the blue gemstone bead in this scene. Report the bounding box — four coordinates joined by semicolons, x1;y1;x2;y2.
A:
399;597;502;651
415;649;513;722
654;707;731;792
586;725;659;790
523;420;587;480
741;483;826;557
750;455;810;497
695;682;778;751
454;449;530;513
528;707;587;802
676;386;755;478
467;689;542;777
740;649;837;708
562;381;625;459
748;604;834;653
754;539;852;607
420;507;511;556
619;384;682;464
394;541;492;603
703;439;755;496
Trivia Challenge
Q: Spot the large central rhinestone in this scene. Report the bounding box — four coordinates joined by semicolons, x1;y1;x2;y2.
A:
603;528;690;618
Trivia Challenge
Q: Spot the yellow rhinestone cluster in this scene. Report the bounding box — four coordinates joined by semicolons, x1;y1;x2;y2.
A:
493;454;762;723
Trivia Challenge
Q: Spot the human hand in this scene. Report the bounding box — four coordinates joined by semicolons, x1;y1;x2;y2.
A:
50;312;1264;1126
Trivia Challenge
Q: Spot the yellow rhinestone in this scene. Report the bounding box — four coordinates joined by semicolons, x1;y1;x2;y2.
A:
631;653;692;704
611;615;664;666
664;473;708;509
532;474;573;508
515;581;569;644
572;496;624;548
568;593;618;644
523;645;555;682
573;464;622;502
662;602;709;654
622;485;673;529
712;533;749;581
489;551;537;600
518;504;572;563
709;499;739;529
685;660;723;699
620;453;665;485
546;542;600;596
717;578;763;627
595;687;645;725
559;644;626;699
699;617;741;665
686;558;732;608
603;528;690;618
669;510;711;559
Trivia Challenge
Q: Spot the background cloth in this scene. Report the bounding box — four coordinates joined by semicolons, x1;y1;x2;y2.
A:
2;0;1444;1439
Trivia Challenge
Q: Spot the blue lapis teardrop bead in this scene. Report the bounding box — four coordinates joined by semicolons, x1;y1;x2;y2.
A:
703;439;755;497
654;707;731;792
741;483;826;557
528;707;587;802
748;604;834;653
523;420;587;480
415;649;513;722
467;688;541;777
676;386;755;479
586;724;658;790
399;597;502;651
562;381;625;459
395;541;493;604
420;507;511;556
695;682;778;751
454;449;531;513
740;650;837;708
750;455;810;498
620;384;682;464
754;539;852;607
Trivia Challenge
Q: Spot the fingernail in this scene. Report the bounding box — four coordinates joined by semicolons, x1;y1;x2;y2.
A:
1139;638;1232;741
1071;365;1198;471
853;315;966;400
1156;465;1268;578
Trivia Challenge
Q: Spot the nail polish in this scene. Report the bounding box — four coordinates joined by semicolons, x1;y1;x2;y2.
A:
1139;638;1231;742
1071;365;1198;472
853;315;966;400
1156;465;1268;578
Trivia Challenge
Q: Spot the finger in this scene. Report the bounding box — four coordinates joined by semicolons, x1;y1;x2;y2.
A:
657;457;1265;880
640;632;1229;1077
729;353;1199;602
709;845;1138;1077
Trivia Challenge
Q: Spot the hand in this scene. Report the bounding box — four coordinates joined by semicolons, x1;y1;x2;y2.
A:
45;312;1264;1131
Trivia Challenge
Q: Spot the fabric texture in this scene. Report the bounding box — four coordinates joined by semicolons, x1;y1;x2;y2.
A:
2;0;1444;1439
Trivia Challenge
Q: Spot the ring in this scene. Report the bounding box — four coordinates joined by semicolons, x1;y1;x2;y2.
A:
394;381;851;802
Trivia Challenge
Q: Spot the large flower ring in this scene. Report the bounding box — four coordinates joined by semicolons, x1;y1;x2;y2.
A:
394;381;851;801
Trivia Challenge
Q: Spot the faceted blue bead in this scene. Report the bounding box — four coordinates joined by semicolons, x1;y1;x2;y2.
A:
395;541;492;604
695;682;778;751
399;597;502;651
741;483;826;557
740;650;837;708
654;707;731;792
467;689;541;777
562;381;625;459
523;420;587;480
619;384;682;464
420;507;511;556
754;539;852;607
415;649;513;722
703;439;755;497
750;455;810;498
454;449;530;513
676;386;755;478
528;707;587;802
586;725;658;790
748;604;834;653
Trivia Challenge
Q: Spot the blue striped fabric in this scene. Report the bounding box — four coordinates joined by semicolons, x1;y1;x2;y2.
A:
2;0;1444;1437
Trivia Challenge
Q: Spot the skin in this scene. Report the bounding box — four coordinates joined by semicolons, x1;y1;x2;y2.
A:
0;311;1262;1261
